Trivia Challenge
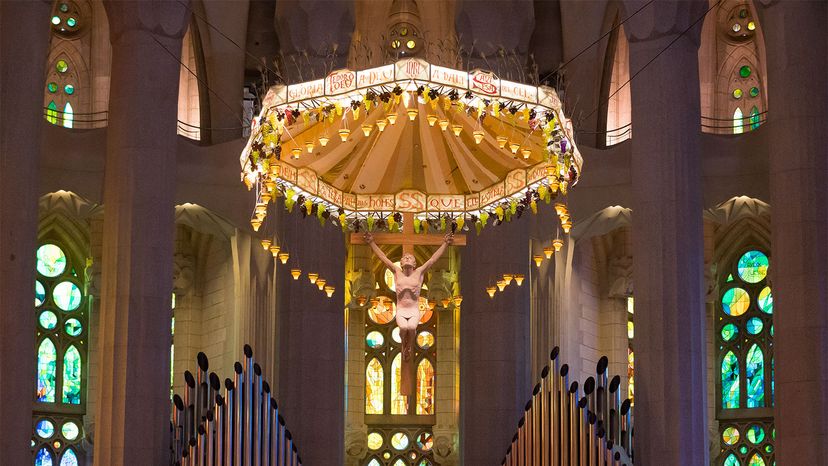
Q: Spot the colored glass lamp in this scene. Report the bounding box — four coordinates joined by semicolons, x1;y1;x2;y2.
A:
261;239;272;250
290;269;301;280
269;244;281;257
250;218;262;232
308;272;319;284
407;108;419;121
277;252;289;264
496;280;507;292
453;295;463;306
473;130;484;144
552;238;564;252
387;113;398;125
324;286;335;297
503;274;514;285
496;135;508;149
486;286;496;298
305;141;314;153
514;274;525;286
451;124;462;136
316;278;327;290
361;123;373;137
291;148;301;160
426;115;438;126
543;246;554;259
338;128;351;142
509;142;520;154
438;119;449;131
533;255;543;267
441;298;451;308
318;135;330;147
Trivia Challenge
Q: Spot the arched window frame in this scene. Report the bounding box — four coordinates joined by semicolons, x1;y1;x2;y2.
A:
598;9;632;148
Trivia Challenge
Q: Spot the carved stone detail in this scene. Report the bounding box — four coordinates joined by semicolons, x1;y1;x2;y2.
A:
172;253;195;295
607;255;633;298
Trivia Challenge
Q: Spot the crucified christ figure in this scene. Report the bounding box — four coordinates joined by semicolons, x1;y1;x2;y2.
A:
363;231;453;396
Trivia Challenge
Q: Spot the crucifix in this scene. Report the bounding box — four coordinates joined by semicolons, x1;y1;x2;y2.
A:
350;212;466;397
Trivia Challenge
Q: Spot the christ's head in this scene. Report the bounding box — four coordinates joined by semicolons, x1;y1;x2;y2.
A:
400;253;416;274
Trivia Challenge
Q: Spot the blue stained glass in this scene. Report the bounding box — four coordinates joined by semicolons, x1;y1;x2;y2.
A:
53;281;81;311
746;317;764;335
746;344;765;407
59;448;78;466
36;419;55;438
758;286;773;314
721;351;739;408
37;338;57;402
750;106;761;130
746;424;765;444
35;447;53;466
62;345;81;404
738;250;769;283
36;280;46;306
37;244;67;277
64;318;82;337
721;323;738;341
723;453;739;466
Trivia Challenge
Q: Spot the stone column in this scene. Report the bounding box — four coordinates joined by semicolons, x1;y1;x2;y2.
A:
0;1;50;463
93;3;187;464
460;219;531;465
623;2;708;464
761;2;828;462
277;207;346;465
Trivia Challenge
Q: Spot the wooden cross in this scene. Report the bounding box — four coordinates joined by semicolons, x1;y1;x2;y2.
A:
349;213;467;253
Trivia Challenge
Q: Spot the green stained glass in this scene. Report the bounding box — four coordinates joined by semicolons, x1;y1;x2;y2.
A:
746;343;765;407
722;426;740;445
47;101;59;124
732;89;743;99
37;338;57;402
758;286;773;314
722;287;750;316
750;106;761;130
721;351;739;408
740;445;748;454
56;60;68;73
64;84;74;95
738;250;769;283
721;323;738;341
37;244;67;277
419;460;432;466
36;419;55;438
726;274;734;282
59;3;69;12
746;424;765;444
748;453;766;466
723;453;739;466
750;86;760;97
35;448;52;466
48;82;58;93
366;331;384;348
66;17;76;27
51;16;61;25
764;444;773;453
39;311;58;330
36;280;46;306
739;8;748;18
746;317;764;335
64;318;82;336
61;421;79;440
62;345;81;404
53;281;81;311
740;65;752;78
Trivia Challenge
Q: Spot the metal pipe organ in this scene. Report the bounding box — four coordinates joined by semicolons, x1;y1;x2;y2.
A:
501;347;634;466
170;345;302;466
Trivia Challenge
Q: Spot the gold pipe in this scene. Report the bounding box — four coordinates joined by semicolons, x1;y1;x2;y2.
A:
558;364;569;466
569;381;578;466
540;367;549;466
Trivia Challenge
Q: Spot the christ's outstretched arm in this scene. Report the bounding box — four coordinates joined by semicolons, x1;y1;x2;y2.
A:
416;233;453;274
363;232;398;271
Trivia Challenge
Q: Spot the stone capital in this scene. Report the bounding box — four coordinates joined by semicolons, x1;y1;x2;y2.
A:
622;0;707;45
172;252;195;295
103;0;190;44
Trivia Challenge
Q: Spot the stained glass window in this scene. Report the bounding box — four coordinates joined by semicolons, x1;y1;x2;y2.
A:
716;248;774;465
33;241;88;464
391;354;408;415
733;108;744;134
627;297;634;404
366;358;384;414
416;359;434;415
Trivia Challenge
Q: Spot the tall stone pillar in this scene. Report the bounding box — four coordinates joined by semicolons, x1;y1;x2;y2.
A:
0;2;50;463
761;2;828;462
460;219;531;464
93;3;188;464
277;207;346;465
623;2;708;464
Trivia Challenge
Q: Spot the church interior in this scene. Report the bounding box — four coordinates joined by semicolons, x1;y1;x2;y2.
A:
0;0;825;465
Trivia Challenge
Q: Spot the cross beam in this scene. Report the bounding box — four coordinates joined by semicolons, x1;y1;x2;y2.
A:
349;213;466;255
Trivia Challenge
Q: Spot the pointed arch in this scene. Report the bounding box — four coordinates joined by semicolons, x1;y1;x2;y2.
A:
366;357;384;414
598;8;632;147
58;447;78;466
177;21;202;140
62;102;74;128
391;353;407;415
37;338;58;403
721;350;739;408
416;358;434;414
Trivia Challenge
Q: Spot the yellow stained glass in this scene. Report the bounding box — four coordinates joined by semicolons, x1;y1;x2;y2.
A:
722;287;750;316
417;331;434;349
722;426;740;445
416;359;435;414
366;358;384;414
369;297;396;324
627;349;634;404
391;353;408;414
367;432;383;450
627;320;634;339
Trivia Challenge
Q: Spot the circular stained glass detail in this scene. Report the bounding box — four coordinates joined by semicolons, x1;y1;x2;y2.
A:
392;327;401;344
770;324;774;336
739;445;748;454
746;317;763;335
722;287;750;316
417;331;434;349
758;286;773;314
406;40;416;49
66;17;76;27
47;82;58;93
748;21;756;31
721;323;738;341
732;89;743;99
61;421;79;440
39;311;58;330
740;65;752;78
51;16;61;25
53;440;61;449
391;432;409;450
36;419;55;438
383;452;391;460
369;298;396;324
37;244;67;277
65;318;82;336
409;451;417;460
748;453;766;466
738;250;769;283
36;281;46;306
750;86;760;97
764;444;773;454
59;3;69;12
366;331;384;348
416;432;434;451
56;60;68;73
367;432;383;450
739;8;748;18
64;84;74;95
722;426;740;445
746;424;765;444
732;23;741;32
53;281;81;311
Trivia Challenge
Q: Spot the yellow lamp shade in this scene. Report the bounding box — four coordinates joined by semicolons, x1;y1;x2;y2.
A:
543;246;554;259
269;244;281;257
509;142;520;154
261;239;272;250
426;115;438;126
562;221;572;234
361;123;373;137
290;269;301;280
438;119;449;131
496;135;508;149
308;272;319;284
453;295;463;306
407;108;419;121
441;298;451;308
318;135;330;147
533;255;543;267
338;128;351;142
550;178;560;193
324;286;335;297
514;274;525;286
496;280;507;292
451;124;462;136
486;286;496;298
357;295;367;306
291;147;301;159
250;218;262;231
521;148;531;159
428;300;436;310
278;252;289;264
305;141;314;153
261;191;272;203
554;203;567;216
503;274;514;284
255;203;267;215
376;119;387;132
316;278;326;290
387;113;398;125
473;130;484;144
553;238;564;251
